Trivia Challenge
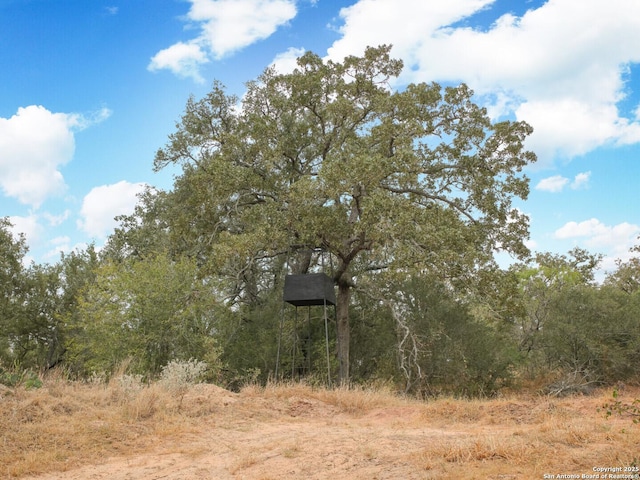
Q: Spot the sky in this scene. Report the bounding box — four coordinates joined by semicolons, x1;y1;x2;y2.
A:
1;0;640;278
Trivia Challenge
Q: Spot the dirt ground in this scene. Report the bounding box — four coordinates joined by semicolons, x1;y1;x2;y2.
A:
15;384;640;480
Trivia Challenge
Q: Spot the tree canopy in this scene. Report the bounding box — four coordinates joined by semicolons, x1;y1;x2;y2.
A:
152;45;536;383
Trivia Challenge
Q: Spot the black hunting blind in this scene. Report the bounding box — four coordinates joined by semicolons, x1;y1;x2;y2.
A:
283;273;336;307
277;272;336;386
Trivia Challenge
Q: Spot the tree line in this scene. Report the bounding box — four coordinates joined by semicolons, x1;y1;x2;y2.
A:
2;46;638;395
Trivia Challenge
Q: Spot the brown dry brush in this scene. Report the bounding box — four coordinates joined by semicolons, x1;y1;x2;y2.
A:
2;376;640;479
0;368;213;478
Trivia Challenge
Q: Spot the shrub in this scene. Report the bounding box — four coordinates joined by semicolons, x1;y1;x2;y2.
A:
160;359;207;390
158;359;208;410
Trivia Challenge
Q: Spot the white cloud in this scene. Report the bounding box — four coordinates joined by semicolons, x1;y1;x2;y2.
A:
555;218;640;250
515;100;623;162
555;218;608;240
77;181;147;239
42;210;71;227
0;106;74;207
74;107;112;130
42;236;88;261
193;0;297;58
270;47;306;74
0;105;111;208
571;171;591;190
148;41;209;83
326;0;640;166
536;175;568;193
43;236;72;261
327;0;494;64
536;171;591;192
149;0;297;81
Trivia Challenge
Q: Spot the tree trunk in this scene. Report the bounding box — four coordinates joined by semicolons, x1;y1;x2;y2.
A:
336;280;351;385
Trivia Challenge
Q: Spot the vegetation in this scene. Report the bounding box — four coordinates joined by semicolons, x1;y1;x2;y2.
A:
150;44;534;385
1;46;639;397
603;387;640;425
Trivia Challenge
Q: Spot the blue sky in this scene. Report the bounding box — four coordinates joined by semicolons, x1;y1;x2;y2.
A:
2;0;640;278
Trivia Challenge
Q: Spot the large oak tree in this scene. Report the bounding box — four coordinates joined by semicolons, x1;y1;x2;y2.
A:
154;46;535;384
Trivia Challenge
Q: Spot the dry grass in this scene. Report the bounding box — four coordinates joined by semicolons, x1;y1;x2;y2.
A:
0;372;208;478
243;381;406;415
2;376;639;479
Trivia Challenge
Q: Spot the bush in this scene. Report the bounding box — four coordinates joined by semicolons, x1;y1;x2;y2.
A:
158;359;208;410
160;359;207;391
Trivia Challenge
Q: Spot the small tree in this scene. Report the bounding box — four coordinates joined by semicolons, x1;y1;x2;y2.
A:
512;248;602;358
71;253;220;377
1;219;101;372
0;217;29;367
513;248;640;387
152;45;535;384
